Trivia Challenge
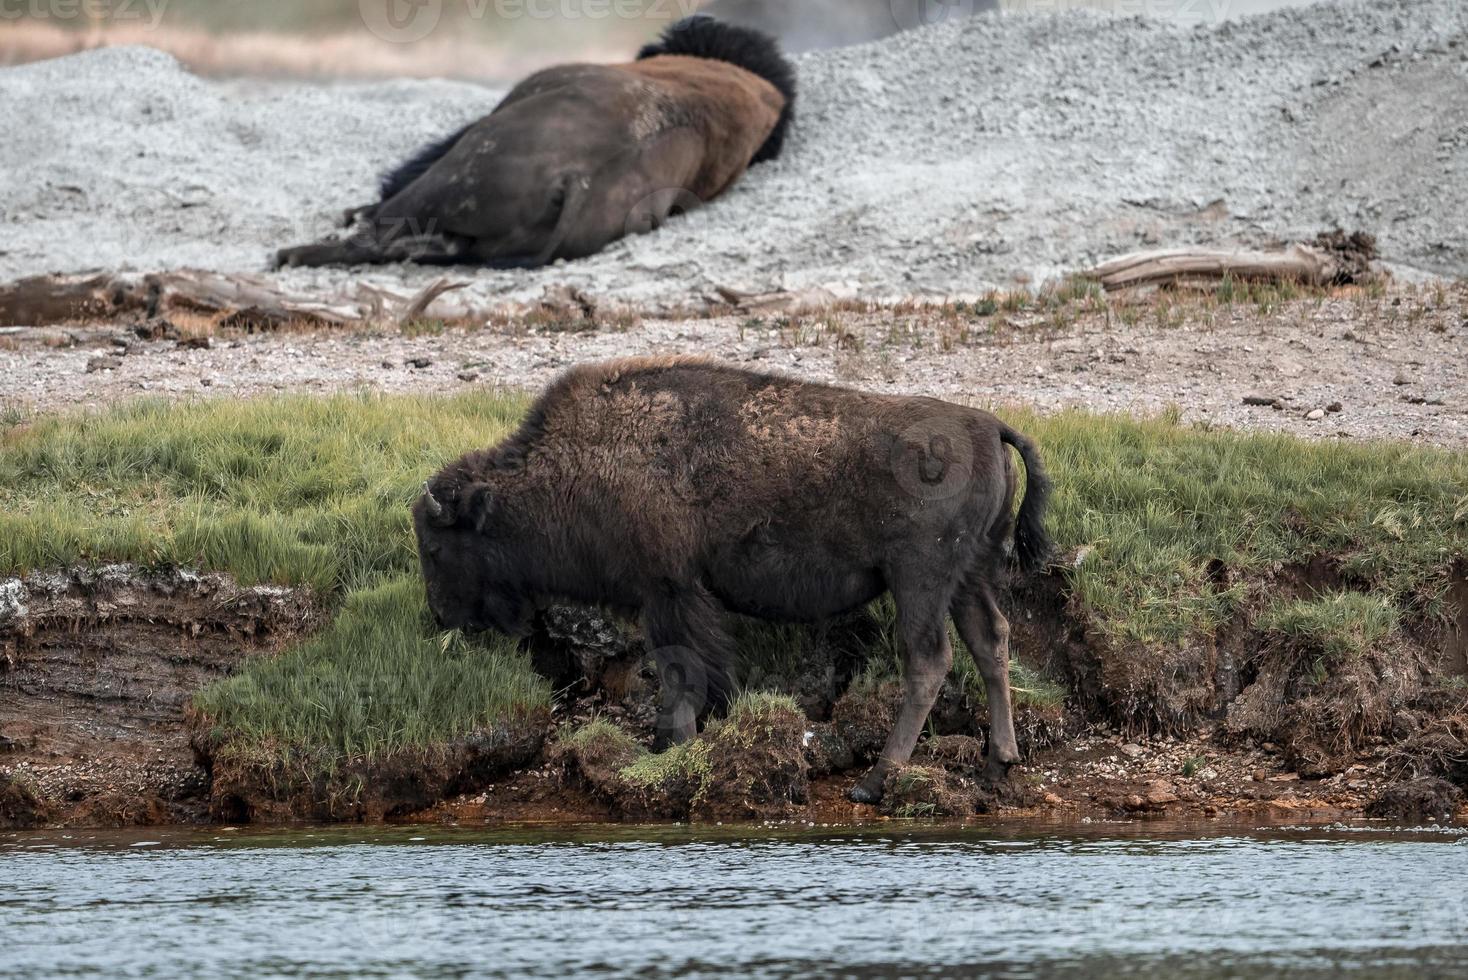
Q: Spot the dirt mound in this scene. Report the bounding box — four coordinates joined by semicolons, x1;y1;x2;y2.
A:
1;1;1464;313
202;720;548;823
1365;777;1463;823
557;695;809;821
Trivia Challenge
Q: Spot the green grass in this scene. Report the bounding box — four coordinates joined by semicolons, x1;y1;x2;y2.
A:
194;575;548;757
0;391;529;591
2;392;1464;764
1256;592;1400;661
1026;408;1468;647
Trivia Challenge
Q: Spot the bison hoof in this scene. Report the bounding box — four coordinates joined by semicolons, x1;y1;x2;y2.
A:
847;778;884;805
983;757;1017;783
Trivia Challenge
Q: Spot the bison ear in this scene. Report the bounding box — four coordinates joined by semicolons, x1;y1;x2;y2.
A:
464;483;497;535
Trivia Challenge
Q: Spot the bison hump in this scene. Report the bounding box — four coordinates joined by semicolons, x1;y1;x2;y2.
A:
637;14;796;164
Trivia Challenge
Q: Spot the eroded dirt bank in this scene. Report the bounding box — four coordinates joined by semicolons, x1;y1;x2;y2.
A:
4;562;1465;830
0;566;316;827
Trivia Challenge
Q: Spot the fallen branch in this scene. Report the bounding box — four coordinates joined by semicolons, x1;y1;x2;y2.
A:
0;270;473;329
0;274;140;327
1087;232;1378;292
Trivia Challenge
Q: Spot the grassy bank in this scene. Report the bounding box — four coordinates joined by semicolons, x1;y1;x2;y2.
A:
2;390;1466;775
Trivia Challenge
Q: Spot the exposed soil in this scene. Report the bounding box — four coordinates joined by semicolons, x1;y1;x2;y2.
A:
0;565;317;828
4;560;1465;829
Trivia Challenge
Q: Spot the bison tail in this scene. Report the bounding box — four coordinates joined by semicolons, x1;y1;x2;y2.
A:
998;424;1054;577
637;14;796;164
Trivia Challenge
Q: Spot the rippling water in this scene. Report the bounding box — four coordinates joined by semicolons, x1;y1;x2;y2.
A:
3;823;1467;978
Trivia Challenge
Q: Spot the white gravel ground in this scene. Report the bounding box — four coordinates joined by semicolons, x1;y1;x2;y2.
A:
1;0;1465;312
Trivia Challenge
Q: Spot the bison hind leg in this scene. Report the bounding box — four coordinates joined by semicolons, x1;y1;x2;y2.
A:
952;582;1020;782
849;575;956;804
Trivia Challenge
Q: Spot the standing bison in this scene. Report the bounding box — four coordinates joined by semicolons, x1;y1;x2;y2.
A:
277;17;795;268
413;358;1052;803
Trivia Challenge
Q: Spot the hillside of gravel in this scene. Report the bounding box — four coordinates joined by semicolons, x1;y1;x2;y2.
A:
1;0;1464;311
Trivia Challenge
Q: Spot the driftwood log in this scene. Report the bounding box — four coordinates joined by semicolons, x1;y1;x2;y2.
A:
0;271;470;329
1087;232;1378;293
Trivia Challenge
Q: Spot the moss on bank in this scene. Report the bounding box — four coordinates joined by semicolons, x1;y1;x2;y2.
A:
3;390;1466;816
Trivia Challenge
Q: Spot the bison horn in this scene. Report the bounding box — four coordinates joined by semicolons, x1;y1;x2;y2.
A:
422;482;445;521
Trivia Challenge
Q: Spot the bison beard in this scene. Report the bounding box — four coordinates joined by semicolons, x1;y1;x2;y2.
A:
413;357;1053;803
276;16;795;269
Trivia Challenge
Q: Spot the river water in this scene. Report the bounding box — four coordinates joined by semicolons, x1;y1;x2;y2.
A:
3;822;1467;978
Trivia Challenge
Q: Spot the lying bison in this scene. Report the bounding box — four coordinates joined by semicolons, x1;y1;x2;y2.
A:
413;358;1052;803
277;16;794;269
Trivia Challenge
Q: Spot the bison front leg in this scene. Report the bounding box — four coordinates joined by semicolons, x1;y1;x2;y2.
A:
849;592;953;804
641;585;737;751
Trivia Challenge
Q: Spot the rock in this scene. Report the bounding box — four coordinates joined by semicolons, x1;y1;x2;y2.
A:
1242;394;1280;406
1119;742;1146;758
407;357;433;369
1120;779;1178;812
1326;401;1343;413
457;371;480;383
1143;779;1178;806
1393;371;1411;385
176;335;212;350
380;360;396;369
85;355;122;373
1305;408;1325;421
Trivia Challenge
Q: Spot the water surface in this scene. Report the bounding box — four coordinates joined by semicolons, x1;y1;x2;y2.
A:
4;822;1466;978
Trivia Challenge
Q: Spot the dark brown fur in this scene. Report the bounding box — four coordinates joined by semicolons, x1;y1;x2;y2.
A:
414;357;1052;802
276;18;792;269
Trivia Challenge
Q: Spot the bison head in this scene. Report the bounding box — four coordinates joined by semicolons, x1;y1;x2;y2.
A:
412;481;534;637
